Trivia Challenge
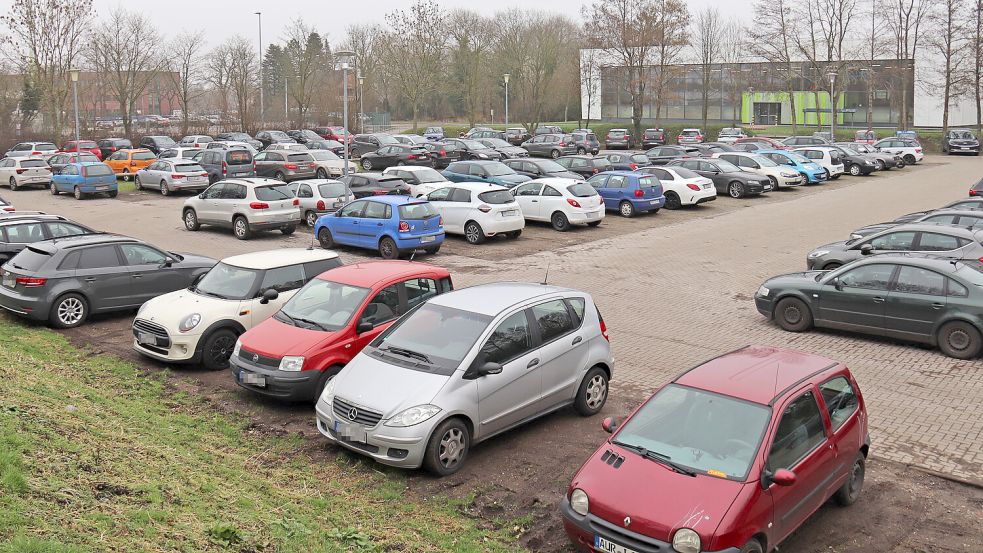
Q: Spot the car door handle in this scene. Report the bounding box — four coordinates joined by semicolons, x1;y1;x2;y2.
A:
531;199;538;203
572;336;583;345
132;274;142;279
872;296;885;303
353;221;359;224
376;223;383;227
527;358;540;369
932;302;944;309
83;277;97;282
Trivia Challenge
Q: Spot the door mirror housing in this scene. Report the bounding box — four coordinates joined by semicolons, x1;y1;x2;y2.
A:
259;288;279;304
464;360;503;380
161;256;175;268
601;417;620;433
860;243;874;256
771;468;797;487
356;320;375;334
830;277;844;291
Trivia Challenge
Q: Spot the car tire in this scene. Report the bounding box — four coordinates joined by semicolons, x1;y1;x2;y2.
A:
424;244;441;255
313;366;342;403
423;417;470;476
305;211;319;227
378;236;399;259
875;159;885;171
201;328;238;371
9;177;18;191
551;211;570;231
739;539;764;553
618;201;635;218
833;453;866;506
273;171;285;182
233;216;251;240
849;163;861;176
108;190;118;199
506;229;522;239
663;191;682;210
903;154;916;164
281;225;295;235
49;293;88;329
361;158;373;171
73;186;83;200
317;227;335;248
158;180;172;196
464;221;485;244
121;169;130;181
135;175;143;189
768;176;779;190
50;182;59;195
774;297;813;332
896;159;906;168
577;147;586;155
936;320;983;359
574;366;609;416
728;181;745;198
316;168;327;179
550;149;560;159
183;208;200;231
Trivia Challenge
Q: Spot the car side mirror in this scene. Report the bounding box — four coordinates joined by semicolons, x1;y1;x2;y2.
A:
601;417;620;433
771;468;797;487
860;243;874;256
259;288;279;304
161;256;175;268
830;277;844;291
356;320;374;334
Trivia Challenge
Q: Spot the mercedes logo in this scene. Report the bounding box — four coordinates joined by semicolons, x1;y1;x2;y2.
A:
251;353;259;362
623;516;631;527
348;407;358;421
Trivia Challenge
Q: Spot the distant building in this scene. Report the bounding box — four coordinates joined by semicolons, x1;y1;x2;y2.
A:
74;71;181;119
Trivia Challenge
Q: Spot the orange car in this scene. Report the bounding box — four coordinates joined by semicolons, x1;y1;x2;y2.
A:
104;148;157;180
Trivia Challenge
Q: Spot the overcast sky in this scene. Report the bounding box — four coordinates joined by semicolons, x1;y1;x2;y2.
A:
0;0;755;48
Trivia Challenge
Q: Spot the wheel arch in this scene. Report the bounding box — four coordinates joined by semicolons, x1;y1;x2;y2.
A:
770;291;814;317
192;319;246;358
930;315;983;346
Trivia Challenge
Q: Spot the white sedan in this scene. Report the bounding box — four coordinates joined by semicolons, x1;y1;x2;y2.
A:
425;182;524;244
136;159;210;196
638;166;717;209
510;177;605;231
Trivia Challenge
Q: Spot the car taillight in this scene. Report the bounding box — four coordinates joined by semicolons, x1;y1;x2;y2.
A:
292;198;299;205
2;207;14;212
15;168;26;174
309;163;316;169
222;161;228;175
629;163;637;170
130;161;137;166
634;189;643;198
407;154;417;160
15;277;47;288
915;148;922;153
599;314;609;342
971;189;978;196
477;204;491;213
559;141;566;146
252;162;256;171
439;149;446;156
171;173;185;179
687;183;700;191
31;151;40;155
200;172;207;177
592;168;599;174
567;198;581;208
249;201;269;209
285;163;298;170
398;221;410;232
316;199;325;210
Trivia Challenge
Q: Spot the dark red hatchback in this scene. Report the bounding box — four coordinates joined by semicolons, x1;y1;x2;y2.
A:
562;346;869;553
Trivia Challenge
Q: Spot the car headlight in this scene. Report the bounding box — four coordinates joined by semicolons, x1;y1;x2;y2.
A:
178;313;201;333
757;285;770;297
808;250;830;259
477;153;488;159
320;377;336;404
782;171;797;178
232;339;242;358
278;355;305;372
385;404;441;427
570;488;589;516
672;528;701;553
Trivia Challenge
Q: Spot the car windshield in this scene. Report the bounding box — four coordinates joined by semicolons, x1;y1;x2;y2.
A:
83;164;113;177
369;303;492;375
477;190;515;204
839;145;861;154
229;133;252;141
538;160;566;172
376;135;399;145
269;131;290;140
278;280;370;332
255;184;294;201
461;139;488;150
299;130;320;140
193;262;260;300
609;130;625;137
21;159;47;168
398;202;438;219
76;154;98;162
630;154;649;163
568;183;596;197
952;131;976;140
668;167;700;179
681;130;700;136
752;155;779;167
484;163;514;176
713;159;742;172
310;151;340;161
174;163;204;173
79;141;97;148
613;384;771;480
318;182;347;197
720;128;740;135
482;138;511;148
406;168;445;183
787;152;811;163
155;137;176;147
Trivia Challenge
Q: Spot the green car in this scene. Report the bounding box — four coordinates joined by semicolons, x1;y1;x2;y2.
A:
755;255;983;359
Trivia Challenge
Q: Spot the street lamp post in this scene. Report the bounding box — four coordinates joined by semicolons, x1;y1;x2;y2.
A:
335;51;355;176
284;78;289;121
828;72;837;139
255;12;264;126
70;69;80;144
503;73;510;127
358;75;365;134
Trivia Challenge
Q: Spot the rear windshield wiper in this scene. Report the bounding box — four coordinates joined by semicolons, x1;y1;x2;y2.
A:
613;440;697;477
384;346;432;364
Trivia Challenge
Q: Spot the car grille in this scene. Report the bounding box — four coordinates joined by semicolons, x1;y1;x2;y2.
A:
588;514;667;552
132;319;170;347
332;396;383;427
238;348;280;368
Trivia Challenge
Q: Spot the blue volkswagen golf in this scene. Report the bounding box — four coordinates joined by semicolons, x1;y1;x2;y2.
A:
586;170;665;217
50;161;118;200
314;195;444;259
756;149;828;184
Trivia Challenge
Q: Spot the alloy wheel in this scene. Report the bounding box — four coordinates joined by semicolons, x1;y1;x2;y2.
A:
57;297;84;326
585;375;608;410
160;181;169;196
465;223;481;244
306;211;318;227
208;334;236;367
438;428;466;470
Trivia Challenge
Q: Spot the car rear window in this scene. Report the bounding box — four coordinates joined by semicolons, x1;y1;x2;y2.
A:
681;130;699;136
79;141;97;148
21;160;47;168
9;246;51;271
227;151;252;165
133;152;156;160
638;176;660;189
83;164;113;177
318;182;347;197
114;140;132;147
36;143;57;151
398;202;438;220
287;153;313;163
77;154;99;162
608;130;625;137
174;163;204;173
255;184;294;201
568;183;596;197
477;190;514;204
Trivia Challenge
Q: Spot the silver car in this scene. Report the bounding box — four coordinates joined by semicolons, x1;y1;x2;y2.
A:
315;282;613;475
182;177;300;240
136;159;210;196
289;179;353;226
4;141;58;159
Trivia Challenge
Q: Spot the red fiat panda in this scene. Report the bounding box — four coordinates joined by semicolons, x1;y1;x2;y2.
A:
562;345;869;553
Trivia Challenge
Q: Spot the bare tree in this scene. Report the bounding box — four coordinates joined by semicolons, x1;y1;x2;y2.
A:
579;40;603;127
225;37;258;132
969;0;983;134
205;43;233;123
380;0;446;129
929;0;967;134
694;6;724;131
0;0;93;139
343;24;386;120
793;0;858;132
168;30;207;136
88;7;168;138
750;0;800;132
882;0;931;129
447;10;492;127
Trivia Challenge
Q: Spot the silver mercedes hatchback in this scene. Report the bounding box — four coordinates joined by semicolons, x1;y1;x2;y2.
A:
315;282;613;475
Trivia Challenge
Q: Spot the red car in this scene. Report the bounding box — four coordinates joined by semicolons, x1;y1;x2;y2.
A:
230;261;452;402
734;137;787;151
59;140;102;160
315;126;353;145
562;346;869;553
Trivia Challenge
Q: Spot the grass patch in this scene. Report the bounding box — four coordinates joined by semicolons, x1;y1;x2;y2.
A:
0;317;519;552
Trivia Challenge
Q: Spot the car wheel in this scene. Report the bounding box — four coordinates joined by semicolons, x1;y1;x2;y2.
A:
361;158;373;171
121;169;130;181
833;453;866;506
774;297;813;332
108;190;118;198
9;177;18;191
903;154;916;164
896;159;906;168
208;174;217;184
50;182;59;195
728;181;745;198
73;186;83;200
313;366;342;403
281;225;295;235
663;191;681;210
936;321;983;359
272;171;285;182
823;262;842;270
233;216;251;240
619;201;635;218
201;328;238;371
378;236;399;259
306;211;319;227
134;174;143;189
768;176;779;190
316;168;327;179
849;163;861;176
424;244;441;255
574;366;609;416
551;211;570;231
576;147;586;155
550;149;560;159
506;229;522;239
423;418;470;476
49;293;88;329
875;159;885;171
183;208;200;231
159;180;170;196
317;227;334;248
739;539;764;553
464;221;485;244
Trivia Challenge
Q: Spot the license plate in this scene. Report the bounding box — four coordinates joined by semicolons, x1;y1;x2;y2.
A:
96;185;108;191
239;370;266;387
2;274;14;288
420;235;435;243
594;535;638;553
502;209;518;217
334;420;367;442
137;332;156;346
650;200;659;205
703;183;711;189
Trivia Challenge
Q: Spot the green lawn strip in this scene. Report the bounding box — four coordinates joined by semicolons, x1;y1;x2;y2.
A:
0;319;519;552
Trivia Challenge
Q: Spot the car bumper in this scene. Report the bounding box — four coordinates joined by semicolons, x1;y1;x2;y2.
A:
605;142;629;149
0;286;47;321
13;175;51;185
479;215;525;235
77;183;118;193
568;209;606;224
682;188;717;205
230;356;321;402
754;295;774;318
778;174;804;187
132;327;202;364
249;211;300;229
283;170;317;181
168;180;210;190
395;232;445;250
314;399;428;468
641;141;665;148
948;145;980;154
803;171;827;184
629;197;665;212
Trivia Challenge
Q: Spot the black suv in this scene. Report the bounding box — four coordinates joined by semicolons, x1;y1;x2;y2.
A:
350;133;400;158
0;215;95;263
255;130;295;149
98;138;132;159
942;130;980;156
138;135;177;155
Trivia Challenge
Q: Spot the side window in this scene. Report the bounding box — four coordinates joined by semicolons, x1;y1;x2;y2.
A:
566;297;586;325
254;153;267;162
427;187;452;202
46;222;88;238
893;266;945;296
230;184;248;200
202;183;225;199
837;264;895;291
4;223;45;243
479;310;534;365
947;278;969;297
768;391;827;470
404;278;438;310
606;175;628;189
298;184;314;198
542;186;562;197
522;161;540;174
651;168;671;180
531;299;577;343
917;232;965;252
514;183;541;196
58;250;81;270
78;245;122;269
362;201;388;219
818;377;859;432
587;175;607;189
119;244;167;266
361;284;401;325
468;165;486;177
449;188;471;203
260;264;306;292
869;231;916;251
338;201;365;217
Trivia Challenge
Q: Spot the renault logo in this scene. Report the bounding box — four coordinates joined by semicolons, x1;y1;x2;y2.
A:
348;407;358;421
623;516;631;527
251;353;259;362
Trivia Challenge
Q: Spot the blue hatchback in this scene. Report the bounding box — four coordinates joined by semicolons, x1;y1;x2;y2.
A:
756;149;828;184
314;195;444;259
586;170;665;217
50;161;118;200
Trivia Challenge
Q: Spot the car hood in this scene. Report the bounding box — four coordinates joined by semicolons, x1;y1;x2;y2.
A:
571;442;745;543
548;170;586;180
727;170;766;182
494;174;532;185
764;270;828;287
137;288;237;329
331;351;450;417
175;252;218;269
852;223;895;237
239;316;345;358
809;241;850;256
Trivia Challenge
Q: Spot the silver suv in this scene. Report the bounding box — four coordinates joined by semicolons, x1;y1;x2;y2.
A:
315;282;613;475
182;178;300;240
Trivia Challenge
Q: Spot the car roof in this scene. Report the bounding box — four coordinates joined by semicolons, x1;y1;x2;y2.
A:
599;170;641;177
525;177;584;187
440;181;507;192
31;233;136;251
75;161;108;166
222;248;338;270
218;177;288;187
385;166;435;173
467;160;505;167
318;260;448;287
878;222;982;238
357;195;420;206
674;345;843;405
429;282;580;316
0;214;69;226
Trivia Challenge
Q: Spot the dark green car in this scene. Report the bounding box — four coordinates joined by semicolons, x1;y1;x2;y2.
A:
755;255;983;359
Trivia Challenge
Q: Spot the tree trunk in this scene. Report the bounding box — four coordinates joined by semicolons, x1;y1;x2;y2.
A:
788;84;798;134
814;90;823;130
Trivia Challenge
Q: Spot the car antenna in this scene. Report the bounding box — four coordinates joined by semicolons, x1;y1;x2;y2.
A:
542;262;551;285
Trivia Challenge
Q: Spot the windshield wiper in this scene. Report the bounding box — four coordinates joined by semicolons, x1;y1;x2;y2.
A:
384;346;432;364
194;288;228;300
612;440;697;477
280;312;328;331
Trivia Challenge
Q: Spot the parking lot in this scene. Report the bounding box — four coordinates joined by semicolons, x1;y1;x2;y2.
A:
4;153;983;550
